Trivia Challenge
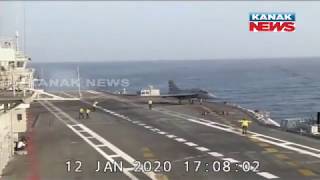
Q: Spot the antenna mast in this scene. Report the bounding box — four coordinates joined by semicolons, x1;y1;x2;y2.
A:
77;65;82;98
15;31;19;51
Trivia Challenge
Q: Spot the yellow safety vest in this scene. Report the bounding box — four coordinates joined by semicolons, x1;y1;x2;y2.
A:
240;119;250;127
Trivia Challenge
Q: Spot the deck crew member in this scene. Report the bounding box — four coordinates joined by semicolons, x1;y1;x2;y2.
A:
92;101;98;112
148;100;153;110
239;117;252;134
15;138;27;151
86;108;91;119
79;108;85;119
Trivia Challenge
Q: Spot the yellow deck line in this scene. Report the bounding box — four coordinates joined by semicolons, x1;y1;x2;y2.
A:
264;148;279;153
274;154;289;160
298;169;317;176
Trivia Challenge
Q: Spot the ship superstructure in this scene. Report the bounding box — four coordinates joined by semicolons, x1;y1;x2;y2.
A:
0;36;34;175
0;37;34;92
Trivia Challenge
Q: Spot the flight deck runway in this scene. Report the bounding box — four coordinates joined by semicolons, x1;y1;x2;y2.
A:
2;91;320;180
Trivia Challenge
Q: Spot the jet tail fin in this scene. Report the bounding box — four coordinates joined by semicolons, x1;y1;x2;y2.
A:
168;80;180;93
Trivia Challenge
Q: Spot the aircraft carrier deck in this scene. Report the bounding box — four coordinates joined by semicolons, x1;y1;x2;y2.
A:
2;90;320;180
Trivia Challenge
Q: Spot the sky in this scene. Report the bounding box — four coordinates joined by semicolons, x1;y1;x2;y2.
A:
0;1;320;62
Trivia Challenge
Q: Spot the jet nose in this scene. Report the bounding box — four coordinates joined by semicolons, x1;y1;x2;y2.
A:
207;92;216;99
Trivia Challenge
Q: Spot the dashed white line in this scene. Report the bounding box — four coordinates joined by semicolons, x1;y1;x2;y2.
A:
175;138;187;142
257;172;280;179
86;90;101;95
196;147;210;152
158;131;167;135
222;158;239;163
150;128;160;132
185;142;198;147
166;135;177;138
208;152;224;157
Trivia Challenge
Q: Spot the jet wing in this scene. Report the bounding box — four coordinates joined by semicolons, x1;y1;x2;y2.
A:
159;93;198;98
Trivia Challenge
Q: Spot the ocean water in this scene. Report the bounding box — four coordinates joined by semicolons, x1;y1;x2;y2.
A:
30;59;320;121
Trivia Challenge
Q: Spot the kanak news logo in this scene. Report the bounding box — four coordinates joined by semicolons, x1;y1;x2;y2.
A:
249;13;296;32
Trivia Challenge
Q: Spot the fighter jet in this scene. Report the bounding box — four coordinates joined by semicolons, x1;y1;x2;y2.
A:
161;80;216;104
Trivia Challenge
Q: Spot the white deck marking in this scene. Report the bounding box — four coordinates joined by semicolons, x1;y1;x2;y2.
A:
70;124;80;127
86;90;101;95
108;154;121;158
185;142;198;147
150;128;160;132
158;131;167;135
39;101;157;180
257;172;280;179
166;135;177;138
96;144;107;147
175;138;187;142
208;152;224;157
196;147;210;152
144;126;152;129
222;158;239;163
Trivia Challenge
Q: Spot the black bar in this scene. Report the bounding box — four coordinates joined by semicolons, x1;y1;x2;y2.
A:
317;112;320;132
